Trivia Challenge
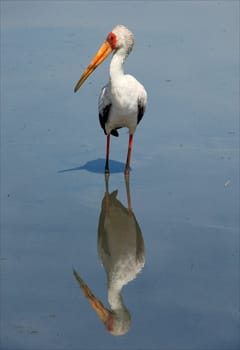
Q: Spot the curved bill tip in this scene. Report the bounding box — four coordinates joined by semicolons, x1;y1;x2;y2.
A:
74;80;83;93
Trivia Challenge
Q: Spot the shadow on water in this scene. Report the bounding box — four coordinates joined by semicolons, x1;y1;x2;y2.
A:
73;175;145;336
58;158;130;174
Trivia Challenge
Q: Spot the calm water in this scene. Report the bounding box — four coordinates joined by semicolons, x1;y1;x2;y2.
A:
1;1;239;349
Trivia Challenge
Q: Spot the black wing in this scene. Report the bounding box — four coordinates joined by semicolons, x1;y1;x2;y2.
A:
98;84;119;137
137;97;146;125
99;104;111;135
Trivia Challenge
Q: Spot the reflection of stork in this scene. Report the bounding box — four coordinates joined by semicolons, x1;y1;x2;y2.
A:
74;25;147;175
73;175;145;335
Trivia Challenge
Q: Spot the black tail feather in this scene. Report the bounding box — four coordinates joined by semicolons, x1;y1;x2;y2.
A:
111;129;120;137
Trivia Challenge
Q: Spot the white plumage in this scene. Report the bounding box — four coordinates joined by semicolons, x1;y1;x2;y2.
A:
99;75;147;135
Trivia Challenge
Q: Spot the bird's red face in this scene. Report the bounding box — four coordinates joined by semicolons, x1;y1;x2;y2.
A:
74;31;117;93
106;32;117;50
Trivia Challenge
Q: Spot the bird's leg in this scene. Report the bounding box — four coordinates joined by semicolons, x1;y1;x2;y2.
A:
105;134;110;174
125;134;133;176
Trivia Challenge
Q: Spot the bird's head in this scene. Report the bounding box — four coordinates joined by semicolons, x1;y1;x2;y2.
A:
74;25;134;93
110;25;134;55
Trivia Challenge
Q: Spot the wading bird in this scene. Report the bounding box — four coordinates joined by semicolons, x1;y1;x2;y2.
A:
74;25;147;175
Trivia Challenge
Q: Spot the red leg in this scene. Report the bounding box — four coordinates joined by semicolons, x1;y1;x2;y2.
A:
105;134;110;174
125;134;133;175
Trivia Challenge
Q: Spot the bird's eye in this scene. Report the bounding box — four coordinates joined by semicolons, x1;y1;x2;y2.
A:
107;32;117;49
108;34;113;41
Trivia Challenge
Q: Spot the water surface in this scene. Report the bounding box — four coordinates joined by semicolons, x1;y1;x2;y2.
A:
1;1;239;349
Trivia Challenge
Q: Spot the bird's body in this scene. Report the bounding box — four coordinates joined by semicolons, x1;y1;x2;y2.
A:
74;25;147;174
99;76;146;136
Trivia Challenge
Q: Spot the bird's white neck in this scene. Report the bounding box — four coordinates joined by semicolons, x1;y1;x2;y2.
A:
109;49;127;84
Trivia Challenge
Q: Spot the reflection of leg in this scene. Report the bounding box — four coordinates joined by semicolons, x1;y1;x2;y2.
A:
105;134;110;174
125;175;132;214
104;173;110;214
125;134;133;175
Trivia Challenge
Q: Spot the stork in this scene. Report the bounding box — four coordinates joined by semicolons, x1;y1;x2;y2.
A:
74;25;147;175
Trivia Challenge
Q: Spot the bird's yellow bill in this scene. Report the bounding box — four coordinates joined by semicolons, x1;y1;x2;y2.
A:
74;40;113;93
73;269;111;324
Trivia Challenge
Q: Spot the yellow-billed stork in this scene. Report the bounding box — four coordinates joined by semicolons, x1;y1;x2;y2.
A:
74;25;147;175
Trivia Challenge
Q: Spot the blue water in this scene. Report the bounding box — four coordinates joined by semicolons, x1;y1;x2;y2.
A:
1;1;239;349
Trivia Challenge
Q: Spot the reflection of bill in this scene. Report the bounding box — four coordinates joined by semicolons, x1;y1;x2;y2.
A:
73;175;145;336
